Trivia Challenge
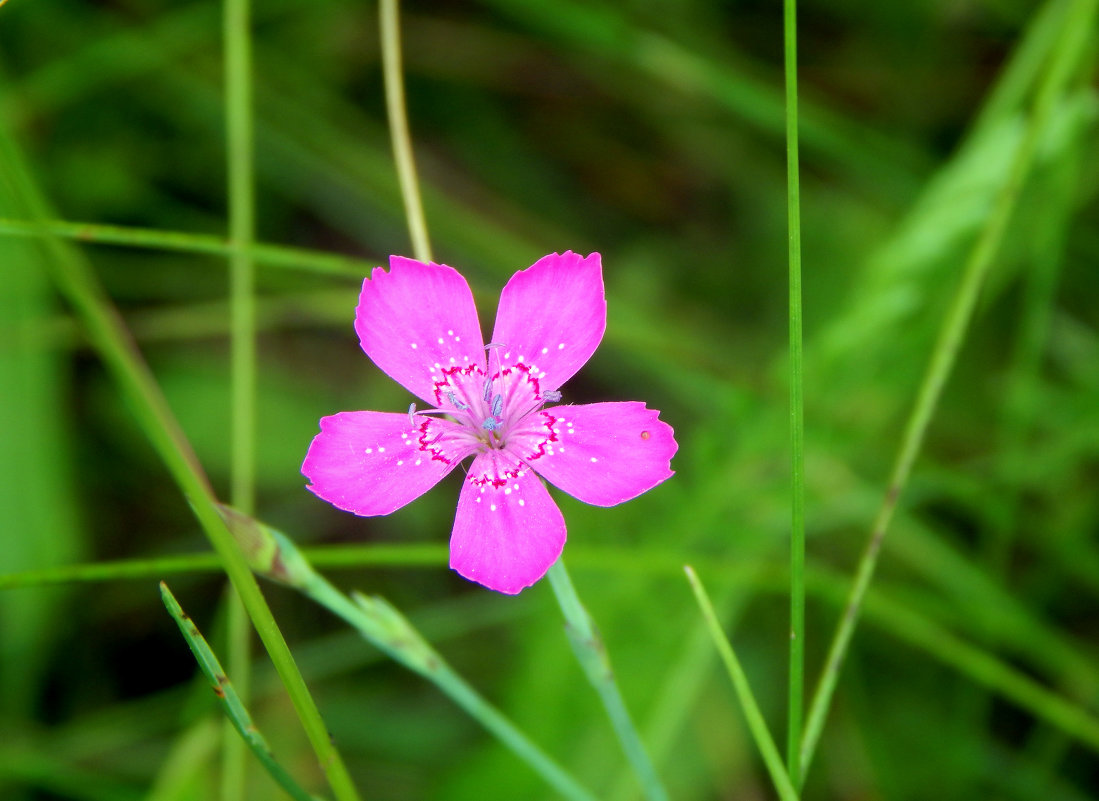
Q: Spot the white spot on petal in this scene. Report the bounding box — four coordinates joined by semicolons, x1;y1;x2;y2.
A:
437;337;444;344
411;343;418;349
365;448;373;454
397;460;403;466
558;343;565;349
541;347;549;354
504;488;512;495
519;499;525;506
447;329;454;336
590;457;598;462
490;504;497;512
378;447;385;453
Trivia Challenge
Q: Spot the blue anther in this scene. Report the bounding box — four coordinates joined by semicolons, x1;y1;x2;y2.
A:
408;402;417;426
482;376;493;402
446;390;468;410
491;393;503;418
481;417;500;431
541;390;562;403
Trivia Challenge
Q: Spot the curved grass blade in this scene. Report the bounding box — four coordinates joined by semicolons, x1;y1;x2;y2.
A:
159;582;327;801
684;566;799;801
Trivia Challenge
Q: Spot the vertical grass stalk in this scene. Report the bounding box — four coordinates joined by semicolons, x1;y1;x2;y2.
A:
224;0;257;796
380;0;433;262
547;560;669;801
798;0;1098;779
782;0;806;790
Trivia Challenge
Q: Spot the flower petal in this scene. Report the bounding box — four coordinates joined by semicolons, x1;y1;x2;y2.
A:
450;450;566;594
489;252;606;392
302;411;474;516
525;402;676;506
355;256;486;404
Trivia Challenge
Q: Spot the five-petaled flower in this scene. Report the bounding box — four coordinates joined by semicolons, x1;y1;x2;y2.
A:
301;252;677;594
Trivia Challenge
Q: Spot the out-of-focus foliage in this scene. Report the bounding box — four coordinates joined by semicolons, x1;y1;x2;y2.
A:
1;0;1097;799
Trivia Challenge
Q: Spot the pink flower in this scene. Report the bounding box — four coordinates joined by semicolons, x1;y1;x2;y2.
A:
302;252;677;594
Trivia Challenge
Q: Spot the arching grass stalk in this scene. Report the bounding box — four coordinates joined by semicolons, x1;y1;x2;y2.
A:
798;0;1099;781
547;560;670;801
782;0;806;788
380;0;432;262
217;508;598;801
0;128;363;801
224;0;257;794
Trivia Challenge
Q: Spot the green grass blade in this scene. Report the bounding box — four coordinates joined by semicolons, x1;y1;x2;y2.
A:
160;582;327;801
684;566;799;801
0;124;363;801
224;0;258;794
0;217;372;277
799;0;1099;778
783;0;805;787
546;560;669;801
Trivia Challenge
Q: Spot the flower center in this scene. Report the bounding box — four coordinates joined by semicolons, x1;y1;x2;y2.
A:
411;343;560;452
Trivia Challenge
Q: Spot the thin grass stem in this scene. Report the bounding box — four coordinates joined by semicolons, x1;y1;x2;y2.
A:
224;0;257;794
0;217;372;277
798;0;1099;779
684;566;799;801
546;560;669;801
380;0;432;262
226;0;256;518
161;583;327;801
782;0;805;789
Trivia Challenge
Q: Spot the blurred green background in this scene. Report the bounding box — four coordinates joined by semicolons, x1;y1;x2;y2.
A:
2;0;1098;799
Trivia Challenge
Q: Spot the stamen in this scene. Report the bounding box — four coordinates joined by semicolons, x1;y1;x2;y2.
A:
484;342;506;350
491;393;503;418
541;390;562;403
407;402;417;426
482;418;500;431
446;390;468;410
482;376;493;402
